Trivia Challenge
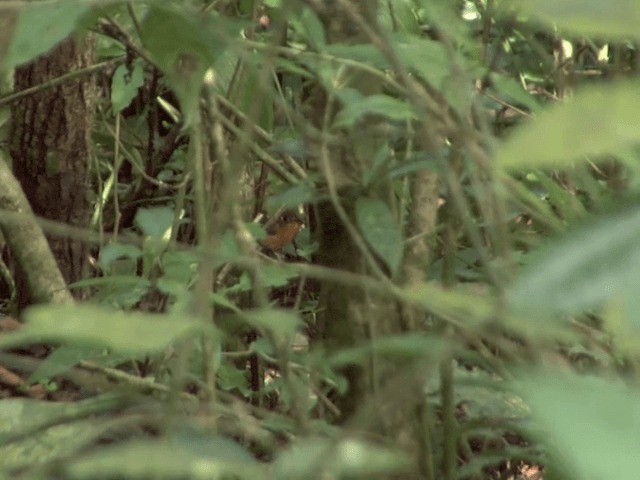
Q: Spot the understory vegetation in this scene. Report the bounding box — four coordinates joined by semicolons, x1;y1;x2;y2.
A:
0;1;639;479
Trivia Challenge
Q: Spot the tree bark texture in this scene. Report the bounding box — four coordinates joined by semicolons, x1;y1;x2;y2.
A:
10;37;95;294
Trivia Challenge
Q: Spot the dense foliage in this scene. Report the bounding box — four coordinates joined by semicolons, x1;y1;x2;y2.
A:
1;1;639;479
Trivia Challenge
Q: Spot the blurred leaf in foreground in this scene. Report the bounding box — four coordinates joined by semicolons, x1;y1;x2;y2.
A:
0;304;211;355
516;372;640;480
495;80;640;170
508;204;640;318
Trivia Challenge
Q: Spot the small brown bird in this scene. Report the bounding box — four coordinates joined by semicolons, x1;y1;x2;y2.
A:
260;210;304;251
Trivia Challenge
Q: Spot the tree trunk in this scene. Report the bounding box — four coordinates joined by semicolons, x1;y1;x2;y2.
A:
9;36;95;303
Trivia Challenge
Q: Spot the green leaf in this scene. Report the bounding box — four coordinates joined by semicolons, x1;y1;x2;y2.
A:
134;206;175;238
140;5;227;125
0;395;128;470
355;197;403;275
496;81;640;169
217;362;250;394
334;93;417;127
111;61;145;113
67;438;262;479
394;34;452;88
326;35;452;89
98;243;142;271
72;276;151;310
329;334;447;367
298;7;326;50
0;305;210;355
260;265;299;288
267;181;330;208
161;250;198;285
508;205;640;316
273;438;410;479
241;308;300;342
3;2;91;71
515;0;640;38
325;44;388;69
517;372;640;480
379;0;421;34
29;346;103;384
489;74;542;113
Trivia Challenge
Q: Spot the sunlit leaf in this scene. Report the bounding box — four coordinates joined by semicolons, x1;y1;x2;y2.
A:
514;0;640;38
517;372;640;480
0;305;210;354
355;197;403;275
496;81;640;169
508;205;640;316
67;438;263;479
273;437;410;479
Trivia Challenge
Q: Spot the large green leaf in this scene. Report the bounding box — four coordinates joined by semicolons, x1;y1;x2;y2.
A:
67;437;262;479
0;395;127;470
273;437;410;479
134;206;175;238
28;346;103;384
324;34;451;88
110;61;145;113
0;305;210;355
140;5;229;125
514;0;640;38
508;205;640;317
517;372;640;480
2;2;92;71
495;81;640;169
355;197;403;275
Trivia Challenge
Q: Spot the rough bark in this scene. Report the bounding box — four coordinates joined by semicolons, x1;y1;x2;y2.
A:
9;36;95;299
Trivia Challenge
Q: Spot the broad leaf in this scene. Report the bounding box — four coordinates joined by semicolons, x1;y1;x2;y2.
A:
355;197;403;275
134;206;175;238
496;81;640;169
111;61;145;113
67;437;262;479
508;205;640;317
0;305;210;355
140;5;228;125
98;243;142;271
0;395;127;470
29;345;103;384
515;0;640;38
3;2;91;71
334;94;417;127
517;372;640;480
241;308;301;342
273;437;410;479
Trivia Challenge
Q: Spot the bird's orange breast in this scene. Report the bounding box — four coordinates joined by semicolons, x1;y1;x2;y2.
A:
261;221;303;251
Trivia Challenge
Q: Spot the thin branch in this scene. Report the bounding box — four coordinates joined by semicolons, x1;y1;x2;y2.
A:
0;58;124;108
